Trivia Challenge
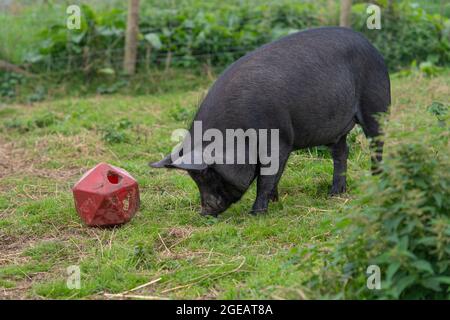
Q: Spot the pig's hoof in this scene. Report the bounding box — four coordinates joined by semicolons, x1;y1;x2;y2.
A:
269;191;279;202
249;208;267;215
329;185;346;196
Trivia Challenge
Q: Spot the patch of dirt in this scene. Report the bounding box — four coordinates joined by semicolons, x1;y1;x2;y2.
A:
0;232;41;267
155;227;194;255
0;272;50;300
1;278;44;300
167;227;193;239
0;233;34;300
0;139;29;179
0;138;80;181
0;232;88;300
0;238;27;266
198;286;221;300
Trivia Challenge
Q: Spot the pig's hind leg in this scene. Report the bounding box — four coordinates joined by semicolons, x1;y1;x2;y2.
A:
329;134;349;195
356;97;389;175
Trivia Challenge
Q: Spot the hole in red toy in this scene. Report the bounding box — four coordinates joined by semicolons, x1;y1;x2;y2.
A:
107;171;121;184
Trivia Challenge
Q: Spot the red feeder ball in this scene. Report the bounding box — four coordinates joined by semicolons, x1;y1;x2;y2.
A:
72;163;140;227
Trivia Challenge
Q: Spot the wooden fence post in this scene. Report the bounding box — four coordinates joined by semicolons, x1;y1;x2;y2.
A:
339;0;352;28
123;0;140;75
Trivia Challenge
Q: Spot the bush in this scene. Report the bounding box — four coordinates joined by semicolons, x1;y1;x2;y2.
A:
0;72;24;98
303;113;450;299
353;2;450;70
24;1;449;75
24;4;126;75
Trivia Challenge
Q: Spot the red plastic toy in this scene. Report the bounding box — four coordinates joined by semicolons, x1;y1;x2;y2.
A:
72;163;140;227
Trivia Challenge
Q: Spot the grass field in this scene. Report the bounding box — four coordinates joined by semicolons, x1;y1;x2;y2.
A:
0;69;449;299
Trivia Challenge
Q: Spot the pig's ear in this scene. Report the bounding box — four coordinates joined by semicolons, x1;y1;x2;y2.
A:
170;151;207;171
149;154;173;168
170;162;207;171
150;152;207;171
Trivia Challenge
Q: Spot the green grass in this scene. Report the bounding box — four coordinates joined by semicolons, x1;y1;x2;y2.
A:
0;69;449;299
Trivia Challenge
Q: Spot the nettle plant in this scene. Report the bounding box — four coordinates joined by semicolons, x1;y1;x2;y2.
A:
304;115;449;299
368;139;449;298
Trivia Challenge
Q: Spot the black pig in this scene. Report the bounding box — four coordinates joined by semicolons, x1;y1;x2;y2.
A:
151;27;391;216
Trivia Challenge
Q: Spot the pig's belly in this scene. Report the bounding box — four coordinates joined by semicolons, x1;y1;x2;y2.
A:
290;109;356;149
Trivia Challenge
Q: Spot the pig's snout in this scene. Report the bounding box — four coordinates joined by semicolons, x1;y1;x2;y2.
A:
200;208;218;217
200;195;226;217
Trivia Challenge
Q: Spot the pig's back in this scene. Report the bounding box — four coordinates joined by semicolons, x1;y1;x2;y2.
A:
197;27;389;148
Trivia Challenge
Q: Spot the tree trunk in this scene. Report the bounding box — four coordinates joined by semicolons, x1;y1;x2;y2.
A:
339;0;352;28
387;0;394;15
123;0;140;75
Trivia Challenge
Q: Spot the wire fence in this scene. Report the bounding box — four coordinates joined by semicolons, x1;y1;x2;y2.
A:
1;17;275;75
21;43;262;74
1;0;449;79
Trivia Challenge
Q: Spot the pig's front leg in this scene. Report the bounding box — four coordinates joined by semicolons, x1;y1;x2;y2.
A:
251;175;278;214
250;149;289;214
269;187;279;202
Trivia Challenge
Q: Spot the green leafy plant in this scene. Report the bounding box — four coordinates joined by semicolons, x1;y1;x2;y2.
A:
23;1;449;76
3;111;59;132
3;118;34;133
34;112;58;128
168;104;193;123
96;79;128;95
27;85;47;103
0;72;24;98
303;113;450;299
117;118;133;130
427;101;448;125
419;61;442;77
101;127;128;144
99;118;134;144
25;4;126;74
355;1;449;70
